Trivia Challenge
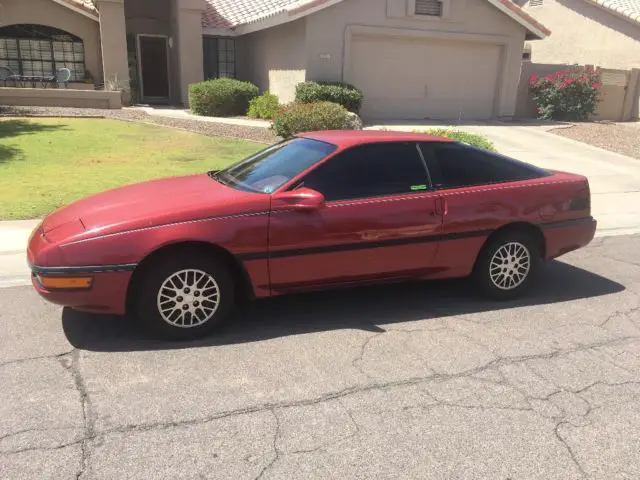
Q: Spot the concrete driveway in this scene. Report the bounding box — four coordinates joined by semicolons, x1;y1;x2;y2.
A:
369;122;640;237
1;234;639;479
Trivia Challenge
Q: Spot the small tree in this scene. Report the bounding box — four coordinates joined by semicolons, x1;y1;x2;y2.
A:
529;65;602;121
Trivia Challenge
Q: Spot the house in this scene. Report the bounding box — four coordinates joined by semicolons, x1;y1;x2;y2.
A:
518;0;640;70
0;0;550;121
515;0;640;120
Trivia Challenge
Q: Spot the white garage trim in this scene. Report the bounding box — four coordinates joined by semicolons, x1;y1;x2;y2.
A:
342;25;511;120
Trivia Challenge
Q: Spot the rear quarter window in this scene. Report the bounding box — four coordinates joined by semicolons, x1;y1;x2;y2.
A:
421;142;551;190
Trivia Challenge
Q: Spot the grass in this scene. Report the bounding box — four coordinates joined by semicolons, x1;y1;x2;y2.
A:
0;118;264;220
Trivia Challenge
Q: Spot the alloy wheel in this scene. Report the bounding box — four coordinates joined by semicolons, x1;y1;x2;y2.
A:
489;242;531;291
157;269;220;328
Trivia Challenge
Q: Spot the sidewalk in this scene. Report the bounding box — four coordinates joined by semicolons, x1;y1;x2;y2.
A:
0;219;40;288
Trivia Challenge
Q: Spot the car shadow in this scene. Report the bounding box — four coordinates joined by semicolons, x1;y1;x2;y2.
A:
62;260;625;353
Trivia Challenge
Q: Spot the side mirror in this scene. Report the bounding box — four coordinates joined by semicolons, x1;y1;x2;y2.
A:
272;187;325;212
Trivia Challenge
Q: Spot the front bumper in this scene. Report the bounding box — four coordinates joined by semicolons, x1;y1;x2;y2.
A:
30;268;133;315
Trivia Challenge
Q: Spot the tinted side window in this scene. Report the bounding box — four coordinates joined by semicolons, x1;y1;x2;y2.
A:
423;143;550;190
299;143;429;201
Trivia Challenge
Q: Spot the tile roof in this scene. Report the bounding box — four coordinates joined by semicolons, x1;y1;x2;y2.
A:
203;0;313;29
202;0;549;38
585;0;640;25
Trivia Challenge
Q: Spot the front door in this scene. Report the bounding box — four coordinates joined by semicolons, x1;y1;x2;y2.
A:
138;35;170;103
268;142;442;293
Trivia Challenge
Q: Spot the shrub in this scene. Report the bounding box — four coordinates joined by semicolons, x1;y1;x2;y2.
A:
188;78;259;117
421;129;497;151
272;101;350;138
247;91;280;119
295;81;363;113
529;65;602;121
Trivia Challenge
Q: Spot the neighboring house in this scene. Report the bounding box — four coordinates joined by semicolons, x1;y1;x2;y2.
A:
0;0;550;121
514;0;640;120
518;0;640;69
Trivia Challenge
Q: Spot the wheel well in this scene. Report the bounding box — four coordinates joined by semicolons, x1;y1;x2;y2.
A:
125;241;253;315
480;222;546;259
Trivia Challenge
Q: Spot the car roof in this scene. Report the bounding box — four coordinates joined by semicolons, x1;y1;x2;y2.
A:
298;130;455;148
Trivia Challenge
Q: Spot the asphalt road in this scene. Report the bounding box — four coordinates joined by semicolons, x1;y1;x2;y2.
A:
1;235;639;479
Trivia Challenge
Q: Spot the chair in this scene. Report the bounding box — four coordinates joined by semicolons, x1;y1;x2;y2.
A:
50;68;71;88
0;66;14;87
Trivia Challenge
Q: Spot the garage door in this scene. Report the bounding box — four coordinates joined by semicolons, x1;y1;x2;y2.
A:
347;35;502;121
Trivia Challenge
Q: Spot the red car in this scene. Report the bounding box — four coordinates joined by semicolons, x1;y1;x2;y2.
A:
28;130;596;339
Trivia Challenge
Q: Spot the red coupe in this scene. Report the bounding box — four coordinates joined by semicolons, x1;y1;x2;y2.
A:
28;130;596;339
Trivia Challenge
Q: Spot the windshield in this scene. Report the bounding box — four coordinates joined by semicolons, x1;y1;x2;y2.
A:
210;137;337;193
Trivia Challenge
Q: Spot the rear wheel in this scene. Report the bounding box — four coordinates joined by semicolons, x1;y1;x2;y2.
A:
473;230;541;300
136;253;235;340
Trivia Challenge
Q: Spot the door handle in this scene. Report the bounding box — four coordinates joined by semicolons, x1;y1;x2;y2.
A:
433;197;448;217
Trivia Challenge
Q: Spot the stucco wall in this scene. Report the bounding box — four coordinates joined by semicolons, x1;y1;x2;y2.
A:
236;19;307;103
522;0;640;70
0;0;102;81
304;0;528;117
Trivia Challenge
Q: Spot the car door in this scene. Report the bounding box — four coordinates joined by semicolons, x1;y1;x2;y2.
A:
267;141;443;293
418;141;547;278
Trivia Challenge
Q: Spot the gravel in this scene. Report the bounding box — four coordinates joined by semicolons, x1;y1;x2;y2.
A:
551;121;640;159
0;105;276;144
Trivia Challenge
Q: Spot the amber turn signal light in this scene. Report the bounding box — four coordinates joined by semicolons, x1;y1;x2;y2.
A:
37;276;93;290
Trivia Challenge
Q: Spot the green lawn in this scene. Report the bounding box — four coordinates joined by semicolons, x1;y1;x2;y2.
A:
0;118;264;220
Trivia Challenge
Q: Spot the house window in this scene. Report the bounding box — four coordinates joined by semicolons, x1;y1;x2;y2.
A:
415;0;443;16
529;0;543;6
0;24;85;81
203;37;236;80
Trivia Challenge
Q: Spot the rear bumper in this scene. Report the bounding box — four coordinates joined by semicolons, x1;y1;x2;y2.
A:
30;267;132;315
542;216;597;259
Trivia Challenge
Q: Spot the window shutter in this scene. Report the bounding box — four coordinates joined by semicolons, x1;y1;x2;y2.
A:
415;0;443;16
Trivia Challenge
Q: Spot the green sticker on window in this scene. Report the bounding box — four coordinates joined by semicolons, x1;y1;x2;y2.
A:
411;184;428;191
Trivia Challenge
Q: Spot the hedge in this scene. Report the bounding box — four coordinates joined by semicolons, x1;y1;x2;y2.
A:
189;78;259;117
247;91;280;120
272;101;351;138
420;129;497;151
295;81;363;113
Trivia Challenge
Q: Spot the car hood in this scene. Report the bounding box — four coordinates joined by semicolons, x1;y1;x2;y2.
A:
42;173;267;238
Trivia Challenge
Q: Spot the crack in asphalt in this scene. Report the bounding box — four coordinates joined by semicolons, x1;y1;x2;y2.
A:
288;400;362;456
59;350;94;480
254;409;281;480
64;334;638;442
599;306;640;327
554;421;588;479
0;350;74;369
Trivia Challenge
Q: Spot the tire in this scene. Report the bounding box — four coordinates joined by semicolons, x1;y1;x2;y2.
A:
473;230;542;301
135;252;236;340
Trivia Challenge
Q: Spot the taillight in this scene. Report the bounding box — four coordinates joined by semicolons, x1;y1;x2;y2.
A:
569;181;591;213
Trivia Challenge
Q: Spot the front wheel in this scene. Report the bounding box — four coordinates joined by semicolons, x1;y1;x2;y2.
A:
136;253;235;340
473;231;541;300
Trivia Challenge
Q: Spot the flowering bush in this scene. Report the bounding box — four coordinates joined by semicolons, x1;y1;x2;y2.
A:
529;65;602;121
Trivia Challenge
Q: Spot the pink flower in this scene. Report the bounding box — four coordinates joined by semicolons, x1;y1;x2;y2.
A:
529;73;539;84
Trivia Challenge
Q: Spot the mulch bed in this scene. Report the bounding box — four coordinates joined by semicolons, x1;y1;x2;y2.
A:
0;106;276;144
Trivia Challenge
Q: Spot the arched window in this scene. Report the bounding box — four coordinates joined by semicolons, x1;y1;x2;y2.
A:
0;25;86;81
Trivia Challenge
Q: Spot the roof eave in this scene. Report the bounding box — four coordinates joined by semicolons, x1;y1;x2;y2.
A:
51;0;99;21
582;0;640;27
487;0;551;39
